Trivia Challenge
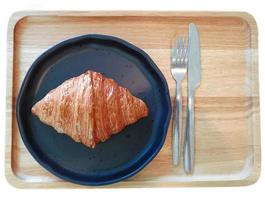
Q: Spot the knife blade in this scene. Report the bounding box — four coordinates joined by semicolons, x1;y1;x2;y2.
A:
188;23;201;89
184;23;201;174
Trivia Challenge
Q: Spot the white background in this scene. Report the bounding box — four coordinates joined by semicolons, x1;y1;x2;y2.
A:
0;0;264;199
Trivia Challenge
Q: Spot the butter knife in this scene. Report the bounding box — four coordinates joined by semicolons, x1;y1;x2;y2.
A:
184;23;201;174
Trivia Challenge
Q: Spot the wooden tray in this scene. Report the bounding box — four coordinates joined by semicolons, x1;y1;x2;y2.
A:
5;11;261;188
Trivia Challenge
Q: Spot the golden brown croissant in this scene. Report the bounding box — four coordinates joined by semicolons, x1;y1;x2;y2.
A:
31;70;148;148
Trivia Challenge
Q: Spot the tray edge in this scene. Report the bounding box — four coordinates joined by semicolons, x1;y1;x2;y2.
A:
5;10;261;188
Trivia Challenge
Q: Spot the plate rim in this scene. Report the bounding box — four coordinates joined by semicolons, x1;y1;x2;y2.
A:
16;34;172;186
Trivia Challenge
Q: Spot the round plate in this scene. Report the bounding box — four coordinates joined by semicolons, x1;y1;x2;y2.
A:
16;34;171;186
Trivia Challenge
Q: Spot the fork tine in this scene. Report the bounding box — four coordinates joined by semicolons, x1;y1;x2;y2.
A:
171;37;179;64
180;37;185;63
175;37;179;62
180;37;183;59
183;37;187;50
175;37;179;49
184;37;189;63
172;40;176;60
177;37;183;63
179;37;186;64
179;37;183;48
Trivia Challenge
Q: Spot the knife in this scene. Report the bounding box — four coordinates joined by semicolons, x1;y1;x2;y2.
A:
184;23;201;174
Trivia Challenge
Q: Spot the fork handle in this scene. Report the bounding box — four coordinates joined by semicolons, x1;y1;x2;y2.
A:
184;89;195;174
172;82;182;166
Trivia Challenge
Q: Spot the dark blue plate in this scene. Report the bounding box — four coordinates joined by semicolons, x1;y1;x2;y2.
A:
16;34;171;186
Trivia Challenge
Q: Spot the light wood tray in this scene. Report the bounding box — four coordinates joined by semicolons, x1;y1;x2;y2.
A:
5;11;260;188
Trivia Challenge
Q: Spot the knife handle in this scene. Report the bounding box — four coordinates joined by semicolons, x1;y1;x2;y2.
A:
184;90;195;174
172;82;182;166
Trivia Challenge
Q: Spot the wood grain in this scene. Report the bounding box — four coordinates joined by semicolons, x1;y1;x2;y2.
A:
5;11;260;188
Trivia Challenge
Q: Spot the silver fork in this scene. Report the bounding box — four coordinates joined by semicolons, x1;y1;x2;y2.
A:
171;37;189;166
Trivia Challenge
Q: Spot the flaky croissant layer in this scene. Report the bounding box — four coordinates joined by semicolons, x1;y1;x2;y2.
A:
32;70;148;148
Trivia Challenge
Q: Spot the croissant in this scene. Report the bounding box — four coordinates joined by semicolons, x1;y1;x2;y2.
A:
31;70;148;148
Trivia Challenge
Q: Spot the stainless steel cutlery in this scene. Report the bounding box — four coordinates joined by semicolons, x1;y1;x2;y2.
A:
171;23;201;173
171;37;188;166
184;23;201;174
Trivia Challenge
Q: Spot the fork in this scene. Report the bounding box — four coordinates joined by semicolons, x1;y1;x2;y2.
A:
171;37;189;166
